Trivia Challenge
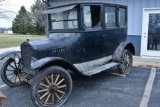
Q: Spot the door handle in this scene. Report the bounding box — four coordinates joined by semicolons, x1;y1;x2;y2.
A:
102;34;108;37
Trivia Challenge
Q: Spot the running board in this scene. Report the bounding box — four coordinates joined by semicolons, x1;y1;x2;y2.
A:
82;62;119;76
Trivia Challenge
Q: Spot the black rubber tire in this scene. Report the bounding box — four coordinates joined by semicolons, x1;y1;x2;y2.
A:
117;49;133;75
31;66;72;107
1;58;26;87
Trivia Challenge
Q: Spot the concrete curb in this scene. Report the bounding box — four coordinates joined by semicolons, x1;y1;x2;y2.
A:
133;56;160;68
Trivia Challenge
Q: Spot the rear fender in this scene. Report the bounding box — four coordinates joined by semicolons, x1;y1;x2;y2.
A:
31;57;81;74
0;51;21;60
113;42;135;62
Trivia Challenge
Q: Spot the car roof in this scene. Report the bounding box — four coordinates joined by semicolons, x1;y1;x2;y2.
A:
47;1;127;9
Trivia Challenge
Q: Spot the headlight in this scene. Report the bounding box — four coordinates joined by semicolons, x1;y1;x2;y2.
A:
14;54;20;63
30;57;37;66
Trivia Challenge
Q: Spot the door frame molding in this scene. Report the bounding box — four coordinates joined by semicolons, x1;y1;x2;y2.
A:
141;8;160;58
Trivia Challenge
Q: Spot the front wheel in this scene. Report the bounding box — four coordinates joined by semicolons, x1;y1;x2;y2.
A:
1;58;26;87
31;66;72;107
117;49;133;74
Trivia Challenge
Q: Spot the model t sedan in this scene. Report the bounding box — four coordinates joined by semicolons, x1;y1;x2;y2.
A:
0;2;135;107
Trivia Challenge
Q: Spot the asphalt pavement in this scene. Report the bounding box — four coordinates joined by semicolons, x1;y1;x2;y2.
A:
0;59;159;107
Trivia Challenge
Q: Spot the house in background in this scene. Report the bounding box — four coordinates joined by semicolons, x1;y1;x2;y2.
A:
0;28;5;33
45;0;160;58
0;28;12;34
4;29;13;34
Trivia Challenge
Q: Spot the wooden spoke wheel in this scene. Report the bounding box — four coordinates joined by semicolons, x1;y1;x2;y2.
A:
1;58;26;87
117;49;133;74
31;66;72;107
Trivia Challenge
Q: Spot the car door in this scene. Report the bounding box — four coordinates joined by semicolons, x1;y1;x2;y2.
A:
82;4;104;60
103;5;120;54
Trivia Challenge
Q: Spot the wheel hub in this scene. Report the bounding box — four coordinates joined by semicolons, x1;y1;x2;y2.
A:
14;68;20;75
49;84;58;93
124;60;129;65
123;55;130;66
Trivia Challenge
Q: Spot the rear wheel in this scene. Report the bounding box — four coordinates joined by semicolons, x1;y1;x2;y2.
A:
1;58;26;87
117;49;133;74
31;66;72;107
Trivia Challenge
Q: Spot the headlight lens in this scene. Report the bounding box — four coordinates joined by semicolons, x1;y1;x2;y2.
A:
30;57;37;66
14;54;20;63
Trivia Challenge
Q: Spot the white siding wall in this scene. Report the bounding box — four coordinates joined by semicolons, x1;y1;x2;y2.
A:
49;0;160;35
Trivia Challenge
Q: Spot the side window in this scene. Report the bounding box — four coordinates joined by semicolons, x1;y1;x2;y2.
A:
105;6;116;28
119;8;126;27
84;5;101;30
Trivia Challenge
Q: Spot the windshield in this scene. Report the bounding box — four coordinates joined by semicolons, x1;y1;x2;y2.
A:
50;7;78;30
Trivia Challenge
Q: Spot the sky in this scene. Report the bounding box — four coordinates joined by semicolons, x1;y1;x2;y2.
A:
0;0;35;28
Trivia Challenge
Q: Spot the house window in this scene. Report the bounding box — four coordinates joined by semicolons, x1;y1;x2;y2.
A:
119;8;126;27
83;5;101;30
105;6;116;28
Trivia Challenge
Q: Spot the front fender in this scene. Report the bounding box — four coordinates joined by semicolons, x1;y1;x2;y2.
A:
31;57;81;74
112;42;135;62
31;57;63;70
0;51;21;60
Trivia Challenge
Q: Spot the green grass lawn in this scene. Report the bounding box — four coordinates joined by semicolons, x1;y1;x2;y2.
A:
0;34;46;49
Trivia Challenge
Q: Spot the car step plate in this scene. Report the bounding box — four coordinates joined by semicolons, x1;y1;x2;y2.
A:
82;62;119;76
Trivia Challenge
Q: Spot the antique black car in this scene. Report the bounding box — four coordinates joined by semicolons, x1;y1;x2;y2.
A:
0;2;135;107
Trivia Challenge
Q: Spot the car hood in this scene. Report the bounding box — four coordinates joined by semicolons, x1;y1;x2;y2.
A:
27;33;81;51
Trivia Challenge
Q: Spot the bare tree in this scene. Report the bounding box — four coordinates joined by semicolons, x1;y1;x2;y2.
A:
0;0;14;19
30;0;46;34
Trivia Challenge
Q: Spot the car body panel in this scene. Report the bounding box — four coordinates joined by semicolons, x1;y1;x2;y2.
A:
82;30;104;60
